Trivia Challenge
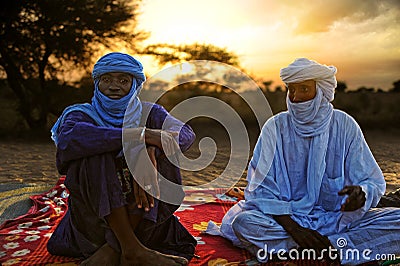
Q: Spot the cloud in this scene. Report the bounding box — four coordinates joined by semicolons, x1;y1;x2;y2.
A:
283;0;400;34
139;0;399;90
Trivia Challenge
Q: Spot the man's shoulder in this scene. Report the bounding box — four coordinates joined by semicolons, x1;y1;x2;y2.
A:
271;111;291;125
260;111;290;133
332;109;359;126
142;101;158;108
270;111;289;121
331;109;364;140
333;109;351;118
142;102;166;113
62;104;96;122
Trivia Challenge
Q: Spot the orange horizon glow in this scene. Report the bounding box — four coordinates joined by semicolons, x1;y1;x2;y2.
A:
137;0;400;91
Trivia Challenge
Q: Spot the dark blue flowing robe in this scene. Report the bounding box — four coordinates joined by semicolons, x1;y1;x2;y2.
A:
47;102;197;260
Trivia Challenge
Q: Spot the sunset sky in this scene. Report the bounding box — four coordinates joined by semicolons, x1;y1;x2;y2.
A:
137;0;399;91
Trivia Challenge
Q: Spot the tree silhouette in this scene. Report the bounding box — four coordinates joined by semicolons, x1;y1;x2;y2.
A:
390;79;400;93
336;81;347;92
0;0;146;130
261;80;273;93
141;43;243;97
142;43;240;66
356;86;375;93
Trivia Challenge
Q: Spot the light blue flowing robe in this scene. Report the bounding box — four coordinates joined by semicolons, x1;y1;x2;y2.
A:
213;110;400;265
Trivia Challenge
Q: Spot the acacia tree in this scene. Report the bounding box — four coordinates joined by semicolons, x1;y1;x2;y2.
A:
390;80;400;92
142;43;240;66
143;43;244;93
0;0;146;130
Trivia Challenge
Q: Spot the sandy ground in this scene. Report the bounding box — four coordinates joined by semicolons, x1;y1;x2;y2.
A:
0;128;399;193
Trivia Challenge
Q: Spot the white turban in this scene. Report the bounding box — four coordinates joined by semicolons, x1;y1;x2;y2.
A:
280;58;337;102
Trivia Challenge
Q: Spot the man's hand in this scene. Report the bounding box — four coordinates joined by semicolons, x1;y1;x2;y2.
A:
273;214;339;263
288;226;332;251
272;215;339;263
273;215;331;251
288;226;339;263
338;185;366;211
144;129;180;156
132;146;160;212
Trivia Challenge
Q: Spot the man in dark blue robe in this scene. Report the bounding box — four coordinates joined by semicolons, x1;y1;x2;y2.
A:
47;52;196;265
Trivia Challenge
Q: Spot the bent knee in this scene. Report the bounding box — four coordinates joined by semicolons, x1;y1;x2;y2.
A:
231;212;250;240
232;210;278;236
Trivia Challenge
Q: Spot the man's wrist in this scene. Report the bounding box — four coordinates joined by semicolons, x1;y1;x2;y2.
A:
273;215;300;234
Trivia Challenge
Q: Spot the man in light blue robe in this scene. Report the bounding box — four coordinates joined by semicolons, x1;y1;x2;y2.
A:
215;58;400;265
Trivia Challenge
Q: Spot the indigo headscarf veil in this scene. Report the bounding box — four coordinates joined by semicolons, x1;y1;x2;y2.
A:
51;52;146;145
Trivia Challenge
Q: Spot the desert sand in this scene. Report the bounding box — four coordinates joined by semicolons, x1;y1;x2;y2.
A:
0;127;399;193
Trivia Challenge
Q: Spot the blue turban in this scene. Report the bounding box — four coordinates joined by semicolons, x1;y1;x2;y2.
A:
51;52;146;144
92;52;146;83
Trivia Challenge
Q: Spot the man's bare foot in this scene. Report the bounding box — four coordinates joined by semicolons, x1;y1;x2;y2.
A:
80;243;120;266
121;247;188;266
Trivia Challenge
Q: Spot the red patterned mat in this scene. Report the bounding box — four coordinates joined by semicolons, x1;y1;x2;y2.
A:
0;177;341;265
0;177;78;266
